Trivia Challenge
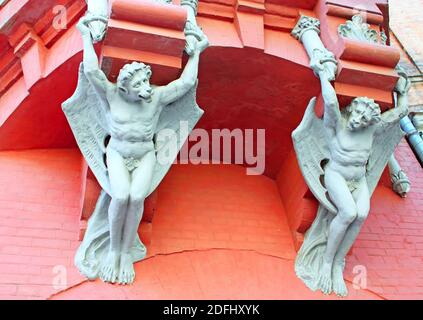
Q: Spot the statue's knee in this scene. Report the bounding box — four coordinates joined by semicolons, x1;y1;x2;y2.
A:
130;188;148;205
356;208;369;223
113;193;129;206
339;207;357;225
127;195;145;220
129;193;145;207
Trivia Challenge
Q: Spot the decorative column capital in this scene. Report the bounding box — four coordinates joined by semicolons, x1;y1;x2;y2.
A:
181;0;199;15
338;14;385;45
291;15;320;41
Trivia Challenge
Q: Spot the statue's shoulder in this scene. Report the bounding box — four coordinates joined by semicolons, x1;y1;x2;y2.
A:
105;84;118;100
152;84;164;97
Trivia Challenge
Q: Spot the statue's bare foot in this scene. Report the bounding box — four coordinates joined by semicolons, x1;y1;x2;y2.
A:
118;252;135;285
317;262;333;295
100;251;119;283
332;263;348;297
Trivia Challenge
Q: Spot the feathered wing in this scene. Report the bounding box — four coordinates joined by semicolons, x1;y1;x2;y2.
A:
148;81;204;196
62;63;111;195
366;121;405;196
292;97;337;214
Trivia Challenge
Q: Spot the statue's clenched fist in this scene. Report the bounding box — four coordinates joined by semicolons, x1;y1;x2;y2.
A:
310;48;337;82
395;66;412;96
184;22;209;56
77;14;108;40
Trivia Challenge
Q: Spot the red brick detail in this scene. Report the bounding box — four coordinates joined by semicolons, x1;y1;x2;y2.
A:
0;149;86;299
343;140;423;299
276;148;316;249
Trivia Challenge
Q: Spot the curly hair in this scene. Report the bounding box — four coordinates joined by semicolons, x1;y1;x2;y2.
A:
347;97;382;124
117;62;152;90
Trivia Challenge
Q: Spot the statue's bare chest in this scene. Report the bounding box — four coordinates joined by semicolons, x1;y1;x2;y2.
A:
108;99;160;125
334;128;374;153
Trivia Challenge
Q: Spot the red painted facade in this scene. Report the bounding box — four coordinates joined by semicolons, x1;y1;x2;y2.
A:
0;0;422;299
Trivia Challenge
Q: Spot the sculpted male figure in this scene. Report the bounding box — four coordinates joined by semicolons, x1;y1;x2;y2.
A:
317;65;409;295
63;16;208;284
294;57;410;296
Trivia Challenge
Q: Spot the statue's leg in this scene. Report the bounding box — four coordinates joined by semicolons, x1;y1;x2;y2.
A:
320;168;358;294
100;148;131;283
119;150;156;285
332;179;370;296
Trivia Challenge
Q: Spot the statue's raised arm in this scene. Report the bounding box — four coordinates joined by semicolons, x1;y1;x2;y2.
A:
309;50;341;132
320;72;341;132
156;24;209;106
77;16;113;111
379;68;411;129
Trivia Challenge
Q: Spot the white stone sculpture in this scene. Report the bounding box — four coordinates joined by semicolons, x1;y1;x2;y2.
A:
338;14;386;45
85;0;109;43
388;154;411;197
62;15;208;285
292;55;410;297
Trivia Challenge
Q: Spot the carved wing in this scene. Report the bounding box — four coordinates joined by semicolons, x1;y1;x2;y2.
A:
292;97;337;213
148;82;204;196
366;121;404;196
62;63;111;194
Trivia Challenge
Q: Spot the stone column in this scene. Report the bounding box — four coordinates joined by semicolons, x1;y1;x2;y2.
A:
181;0;198;22
291;15;337;81
292;16;324;56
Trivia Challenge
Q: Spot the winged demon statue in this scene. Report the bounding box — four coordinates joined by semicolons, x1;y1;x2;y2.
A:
62;15;208;285
293;51;411;296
